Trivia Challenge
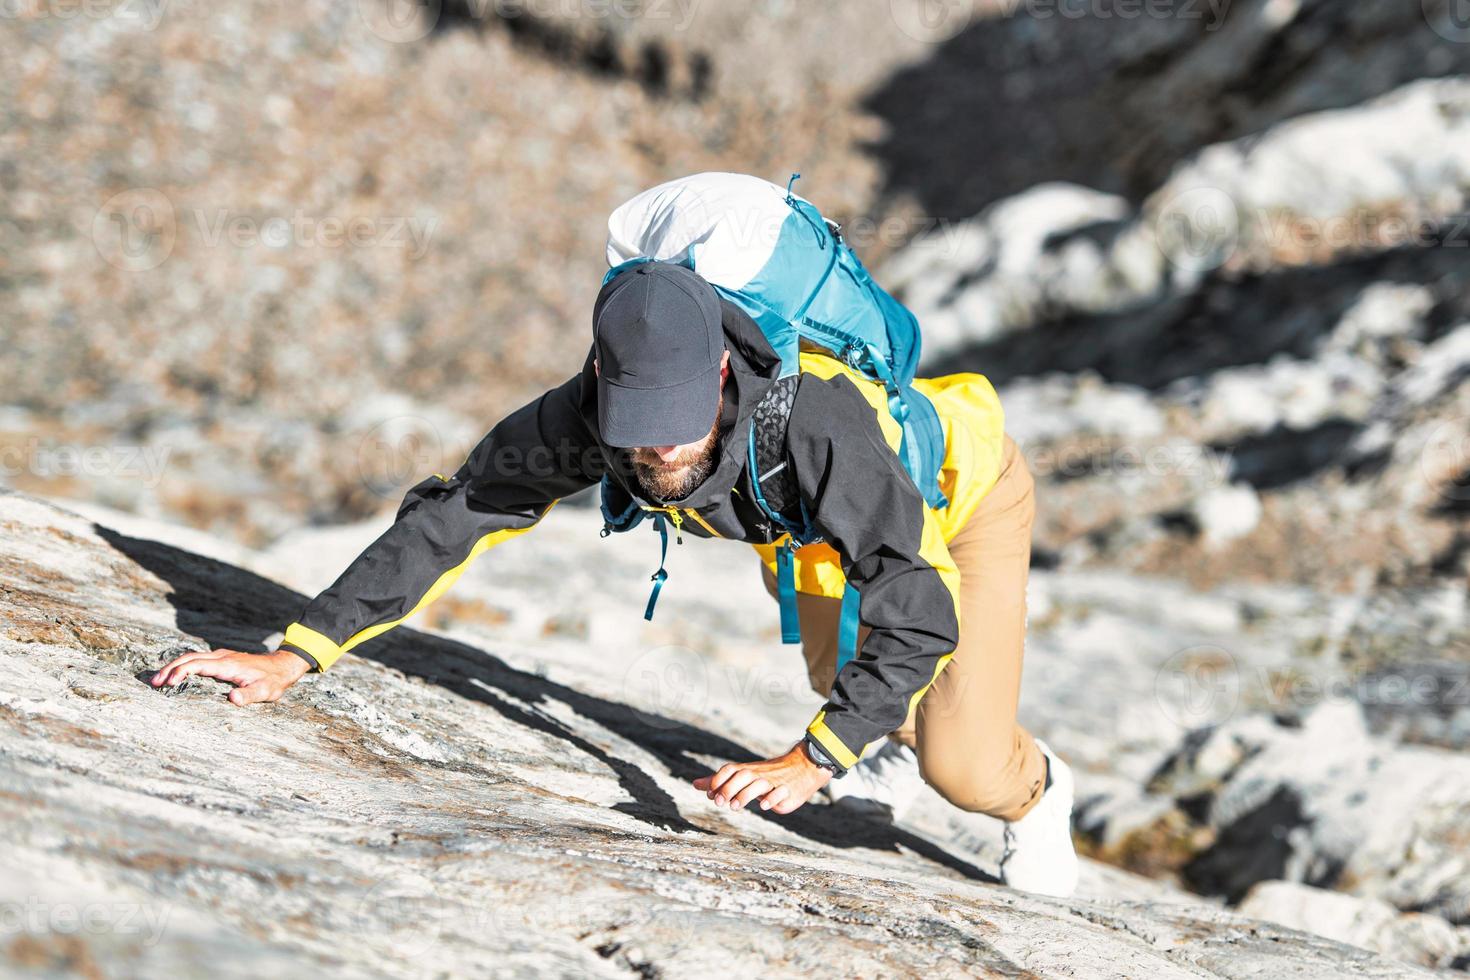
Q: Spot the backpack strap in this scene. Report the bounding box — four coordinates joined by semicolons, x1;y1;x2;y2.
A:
748;374;821;647
752;371;799;517
747;372;862;668
747;374;806;538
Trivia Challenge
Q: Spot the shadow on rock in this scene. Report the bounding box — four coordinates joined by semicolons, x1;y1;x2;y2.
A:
863;3;1467;220
931;243;1470;393
99;524;996;884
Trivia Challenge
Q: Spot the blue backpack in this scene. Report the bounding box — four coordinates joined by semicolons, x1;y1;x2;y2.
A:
599;172;948;663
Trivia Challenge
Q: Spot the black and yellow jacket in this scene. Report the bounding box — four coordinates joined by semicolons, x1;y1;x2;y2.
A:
280;297;1007;772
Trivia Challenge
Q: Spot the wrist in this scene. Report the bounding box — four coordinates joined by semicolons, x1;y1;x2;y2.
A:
801;736;843;779
274;648;313;679
277;644;318;674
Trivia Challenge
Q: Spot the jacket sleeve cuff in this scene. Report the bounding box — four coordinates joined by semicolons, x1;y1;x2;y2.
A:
278;642;320;672
281;622;345;672
805;709;860;772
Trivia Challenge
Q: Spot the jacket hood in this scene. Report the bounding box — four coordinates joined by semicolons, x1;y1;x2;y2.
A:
585;295;782;510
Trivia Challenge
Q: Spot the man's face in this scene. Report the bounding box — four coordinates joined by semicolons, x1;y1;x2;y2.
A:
596;348;731;502
629;394;722;500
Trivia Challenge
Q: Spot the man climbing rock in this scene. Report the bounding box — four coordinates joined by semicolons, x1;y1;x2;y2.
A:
153;182;1080;898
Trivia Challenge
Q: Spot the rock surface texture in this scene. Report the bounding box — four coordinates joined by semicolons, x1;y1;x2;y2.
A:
5;0;1470;975
0;490;1456;978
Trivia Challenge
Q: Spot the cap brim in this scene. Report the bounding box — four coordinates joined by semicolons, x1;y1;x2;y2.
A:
598;362;721;448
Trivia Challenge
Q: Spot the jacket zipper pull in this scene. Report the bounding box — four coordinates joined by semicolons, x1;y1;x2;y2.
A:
666;508;684;544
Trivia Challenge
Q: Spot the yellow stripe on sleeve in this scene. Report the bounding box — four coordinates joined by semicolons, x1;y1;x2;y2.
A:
284;501;556;671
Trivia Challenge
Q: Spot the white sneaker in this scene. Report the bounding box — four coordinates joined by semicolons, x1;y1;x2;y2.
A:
999;739;1079;897
823;739;924;822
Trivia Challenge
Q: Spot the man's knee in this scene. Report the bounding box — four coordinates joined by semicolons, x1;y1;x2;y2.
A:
918;751;1025;816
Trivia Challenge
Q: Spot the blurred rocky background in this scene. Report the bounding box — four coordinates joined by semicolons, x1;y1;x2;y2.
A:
3;0;1470;974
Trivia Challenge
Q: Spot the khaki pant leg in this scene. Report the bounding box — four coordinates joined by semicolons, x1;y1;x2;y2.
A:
914;435;1047;821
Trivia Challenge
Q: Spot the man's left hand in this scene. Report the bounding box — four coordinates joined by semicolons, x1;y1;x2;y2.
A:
693;742;832;815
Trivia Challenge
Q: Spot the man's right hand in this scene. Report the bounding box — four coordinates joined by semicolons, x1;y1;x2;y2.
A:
150;648;311;705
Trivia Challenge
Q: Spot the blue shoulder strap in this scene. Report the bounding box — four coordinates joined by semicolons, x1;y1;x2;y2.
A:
746;417;810;646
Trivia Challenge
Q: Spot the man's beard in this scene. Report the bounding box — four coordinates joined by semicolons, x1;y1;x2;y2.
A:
630;402;722;501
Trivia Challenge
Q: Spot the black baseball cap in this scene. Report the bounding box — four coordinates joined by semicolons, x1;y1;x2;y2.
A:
593;262;725;448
